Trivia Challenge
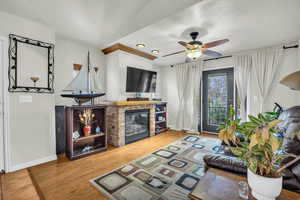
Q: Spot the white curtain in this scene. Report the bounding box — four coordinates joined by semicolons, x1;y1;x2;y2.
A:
190;61;203;132
175;63;190;130
175;61;203;132
252;47;283;112
234;55;252;121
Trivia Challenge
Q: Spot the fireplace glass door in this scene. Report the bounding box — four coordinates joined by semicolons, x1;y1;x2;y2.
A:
125;109;150;144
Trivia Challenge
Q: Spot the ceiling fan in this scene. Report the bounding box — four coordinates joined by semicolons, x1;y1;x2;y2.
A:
163;32;229;60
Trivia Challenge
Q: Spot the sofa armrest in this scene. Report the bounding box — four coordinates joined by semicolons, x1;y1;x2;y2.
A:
203;154;247;174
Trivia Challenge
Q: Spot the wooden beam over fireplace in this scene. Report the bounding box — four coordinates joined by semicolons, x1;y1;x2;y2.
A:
102;43;158;60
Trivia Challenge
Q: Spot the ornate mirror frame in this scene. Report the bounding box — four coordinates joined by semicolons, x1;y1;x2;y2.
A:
8;34;55;93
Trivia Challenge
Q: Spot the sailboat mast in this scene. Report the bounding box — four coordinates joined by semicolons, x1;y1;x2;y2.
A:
87;51;91;93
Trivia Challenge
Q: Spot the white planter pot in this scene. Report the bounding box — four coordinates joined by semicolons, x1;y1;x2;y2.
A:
247;168;282;200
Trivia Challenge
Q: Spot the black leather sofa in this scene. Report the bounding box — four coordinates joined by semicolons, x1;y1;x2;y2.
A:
203;106;300;193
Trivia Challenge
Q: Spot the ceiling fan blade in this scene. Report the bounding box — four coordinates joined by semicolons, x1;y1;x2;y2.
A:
178;41;194;49
203;39;229;48
162;50;185;57
202;49;223;57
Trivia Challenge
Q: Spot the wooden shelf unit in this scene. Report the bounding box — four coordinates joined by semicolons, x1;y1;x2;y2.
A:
155;102;167;134
73;133;105;143
66;105;107;160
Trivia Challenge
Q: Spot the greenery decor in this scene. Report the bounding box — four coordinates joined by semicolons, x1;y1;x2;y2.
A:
231;113;285;177
218;105;241;145
219;104;300;178
264;103;283;121
79;109;96;126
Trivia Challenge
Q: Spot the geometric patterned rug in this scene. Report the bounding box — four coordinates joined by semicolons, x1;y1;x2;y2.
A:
90;135;221;200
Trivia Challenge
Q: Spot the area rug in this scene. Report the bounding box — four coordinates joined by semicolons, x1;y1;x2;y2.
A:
90;135;221;200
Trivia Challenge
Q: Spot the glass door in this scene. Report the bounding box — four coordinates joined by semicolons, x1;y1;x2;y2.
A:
202;68;234;133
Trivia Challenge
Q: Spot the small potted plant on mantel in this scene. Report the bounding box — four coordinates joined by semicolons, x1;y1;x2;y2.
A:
79;109;95;137
231;114;300;200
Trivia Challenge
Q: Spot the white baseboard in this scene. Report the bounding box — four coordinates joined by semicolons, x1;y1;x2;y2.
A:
168;125;180;131
8;154;57;172
168;126;200;134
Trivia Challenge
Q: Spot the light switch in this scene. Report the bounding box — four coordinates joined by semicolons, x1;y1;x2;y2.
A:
19;95;32;103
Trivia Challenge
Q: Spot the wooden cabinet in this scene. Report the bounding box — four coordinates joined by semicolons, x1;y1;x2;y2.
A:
65;105;107;160
55;106;66;154
155;102;168;134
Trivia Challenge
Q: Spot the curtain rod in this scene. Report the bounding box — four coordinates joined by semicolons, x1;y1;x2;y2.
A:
203;55;232;62
283;44;299;49
170;44;299;67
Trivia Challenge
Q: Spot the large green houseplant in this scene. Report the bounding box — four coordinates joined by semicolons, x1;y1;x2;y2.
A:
218;107;300;200
231;114;291;200
231;114;284;177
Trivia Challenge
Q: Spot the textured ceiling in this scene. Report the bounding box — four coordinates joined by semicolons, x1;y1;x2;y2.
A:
0;0;201;47
1;0;300;66
116;0;300;66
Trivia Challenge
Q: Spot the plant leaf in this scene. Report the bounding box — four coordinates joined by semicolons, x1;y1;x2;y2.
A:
249;115;263;125
268;120;283;129
261;126;270;143
258;113;267;122
249;134;258;149
249;158;258;174
270;135;280;152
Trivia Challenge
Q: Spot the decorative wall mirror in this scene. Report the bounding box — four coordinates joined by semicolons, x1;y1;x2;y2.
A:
8;34;55;93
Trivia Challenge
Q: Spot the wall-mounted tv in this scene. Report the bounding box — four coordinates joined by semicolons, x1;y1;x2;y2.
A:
126;67;157;93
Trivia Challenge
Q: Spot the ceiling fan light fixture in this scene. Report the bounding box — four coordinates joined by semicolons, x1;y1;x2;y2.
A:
151;49;159;54
136;43;145;48
186;49;202;60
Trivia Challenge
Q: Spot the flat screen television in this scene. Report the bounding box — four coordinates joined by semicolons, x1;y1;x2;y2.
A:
126;67;157;93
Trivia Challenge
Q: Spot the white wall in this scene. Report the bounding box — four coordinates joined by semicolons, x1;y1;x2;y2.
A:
162;45;300;129
0;11;108;171
0;39;5;171
106;50;162;101
55;36;106;105
0;11;56;171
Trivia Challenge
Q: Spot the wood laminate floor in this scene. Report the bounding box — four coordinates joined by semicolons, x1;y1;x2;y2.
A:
1;169;39;200
2;131;299;200
2;130;193;200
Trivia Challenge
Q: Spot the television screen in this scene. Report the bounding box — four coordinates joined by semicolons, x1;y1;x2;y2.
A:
126;67;157;93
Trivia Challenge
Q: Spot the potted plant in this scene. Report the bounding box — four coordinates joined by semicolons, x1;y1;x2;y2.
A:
231;113;286;200
79;109;95;137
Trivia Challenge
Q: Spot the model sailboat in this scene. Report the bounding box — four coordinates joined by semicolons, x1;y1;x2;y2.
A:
61;52;105;105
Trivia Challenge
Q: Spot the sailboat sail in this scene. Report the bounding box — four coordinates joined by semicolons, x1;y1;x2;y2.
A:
63;67;89;92
64;67;103;93
91;69;102;92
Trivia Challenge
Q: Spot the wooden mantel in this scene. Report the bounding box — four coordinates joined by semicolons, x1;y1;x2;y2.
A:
112;100;159;106
102;43;158;60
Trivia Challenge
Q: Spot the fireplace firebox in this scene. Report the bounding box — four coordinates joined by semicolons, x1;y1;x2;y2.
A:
125;109;150;144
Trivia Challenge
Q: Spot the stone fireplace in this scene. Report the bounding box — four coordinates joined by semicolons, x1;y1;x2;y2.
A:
106;102;156;147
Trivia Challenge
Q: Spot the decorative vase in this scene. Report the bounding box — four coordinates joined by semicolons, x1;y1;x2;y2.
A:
83;125;91;136
95;126;101;134
247;168;282;200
